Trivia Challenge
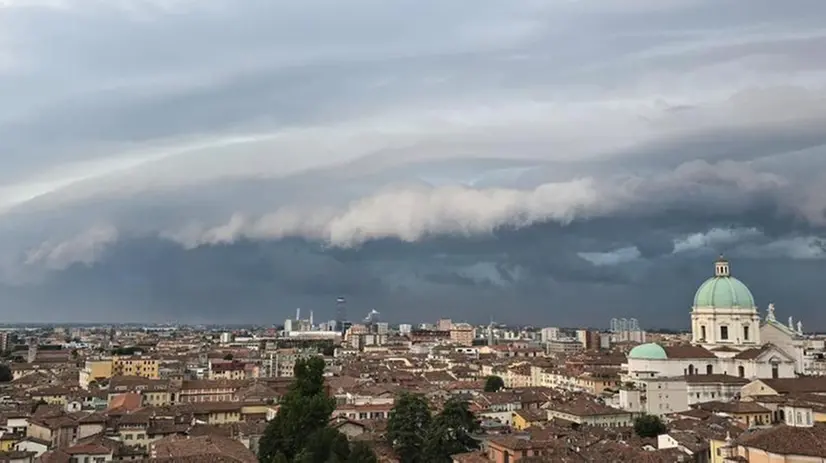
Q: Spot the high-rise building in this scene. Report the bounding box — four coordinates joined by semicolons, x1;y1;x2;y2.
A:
449;323;475;347
437;319;452;331
541;327;560;343
336;297;347;331
610;317;646;343
0;331;12;353
27;336;38;363
375;322;389;336
576;329;602;351
398;324;412;335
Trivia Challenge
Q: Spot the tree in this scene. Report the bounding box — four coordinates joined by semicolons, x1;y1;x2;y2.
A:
484;375;504;392
259;357;377;463
295;426;351;463
0;364;11;382
634;414;667;438
111;346;141;356
423;399;480;462
259;357;335;462
348;442;378;463
387;393;433;463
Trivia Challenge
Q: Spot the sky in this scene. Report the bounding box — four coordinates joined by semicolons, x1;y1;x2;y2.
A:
1;0;826;328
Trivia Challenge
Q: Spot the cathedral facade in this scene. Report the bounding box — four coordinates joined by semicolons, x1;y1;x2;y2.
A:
624;257;804;382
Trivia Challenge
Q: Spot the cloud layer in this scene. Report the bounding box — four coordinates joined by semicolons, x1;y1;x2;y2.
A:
1;0;826;326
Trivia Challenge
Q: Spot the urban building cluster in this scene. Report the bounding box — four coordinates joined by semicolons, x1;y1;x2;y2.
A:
0;257;825;461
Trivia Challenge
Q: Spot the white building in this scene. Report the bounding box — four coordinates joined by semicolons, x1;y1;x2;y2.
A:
618;374;748;417
540;327;560;343
625;257;800;383
619;378;688;417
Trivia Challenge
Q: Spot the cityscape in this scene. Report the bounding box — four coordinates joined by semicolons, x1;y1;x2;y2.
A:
3;1;826;462
0;258;821;461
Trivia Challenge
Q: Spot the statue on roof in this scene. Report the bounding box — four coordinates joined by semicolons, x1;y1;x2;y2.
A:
797;320;803;335
766;303;776;321
788;316;794;331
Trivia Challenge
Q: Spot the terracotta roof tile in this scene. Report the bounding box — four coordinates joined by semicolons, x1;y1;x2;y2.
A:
760;377;826;394
663;345;716;359
151;434;257;462
736;423;826;457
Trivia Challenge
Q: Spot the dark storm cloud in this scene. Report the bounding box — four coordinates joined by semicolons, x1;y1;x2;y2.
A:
2;0;826;326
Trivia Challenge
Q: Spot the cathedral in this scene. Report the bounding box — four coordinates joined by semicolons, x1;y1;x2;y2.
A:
624;256;805;381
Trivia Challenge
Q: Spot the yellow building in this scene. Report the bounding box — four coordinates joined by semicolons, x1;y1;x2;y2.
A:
141;390;173;407
112;356;159;380
30;387;71;405
80;359;114;388
0;433;19;451
718;421;826;462
695;401;772;427
512;409;547;430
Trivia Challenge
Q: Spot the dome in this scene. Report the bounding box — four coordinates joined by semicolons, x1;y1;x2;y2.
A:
628;343;668;360
694;276;755;308
693;256;756;309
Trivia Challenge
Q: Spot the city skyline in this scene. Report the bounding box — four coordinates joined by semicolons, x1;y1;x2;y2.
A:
1;1;826;326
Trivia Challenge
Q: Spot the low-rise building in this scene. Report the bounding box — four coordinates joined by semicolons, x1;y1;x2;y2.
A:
544;397;637;427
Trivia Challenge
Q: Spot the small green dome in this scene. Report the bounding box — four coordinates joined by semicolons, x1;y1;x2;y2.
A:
628;343;668;360
694;276;755;308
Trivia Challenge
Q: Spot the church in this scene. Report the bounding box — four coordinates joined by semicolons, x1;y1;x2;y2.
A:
624;256;805;381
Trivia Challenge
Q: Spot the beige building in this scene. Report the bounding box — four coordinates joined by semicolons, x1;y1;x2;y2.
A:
545;398;637;427
719;410;826;462
449;323;475;347
437;319;452;331
79;359;114;389
112;355;160;379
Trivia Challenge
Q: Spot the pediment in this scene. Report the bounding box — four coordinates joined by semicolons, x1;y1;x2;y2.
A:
760;319;802;340
753;343;796;363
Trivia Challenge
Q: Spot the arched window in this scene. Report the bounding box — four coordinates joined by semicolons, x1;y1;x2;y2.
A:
772;364;779;379
738;366;745;378
688;365;695;375
706;364;713;375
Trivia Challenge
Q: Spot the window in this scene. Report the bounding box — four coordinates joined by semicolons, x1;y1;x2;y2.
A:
720;326;729;340
738;366;745;378
772;364;779;379
706;365;713;375
743;325;750;341
700;326;706;340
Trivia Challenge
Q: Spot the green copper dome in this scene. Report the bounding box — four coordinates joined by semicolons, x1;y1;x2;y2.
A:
693;257;755;308
628;343;668;360
694;276;755;308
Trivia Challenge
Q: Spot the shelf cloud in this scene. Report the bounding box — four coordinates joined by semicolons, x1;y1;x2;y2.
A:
1;0;826;325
